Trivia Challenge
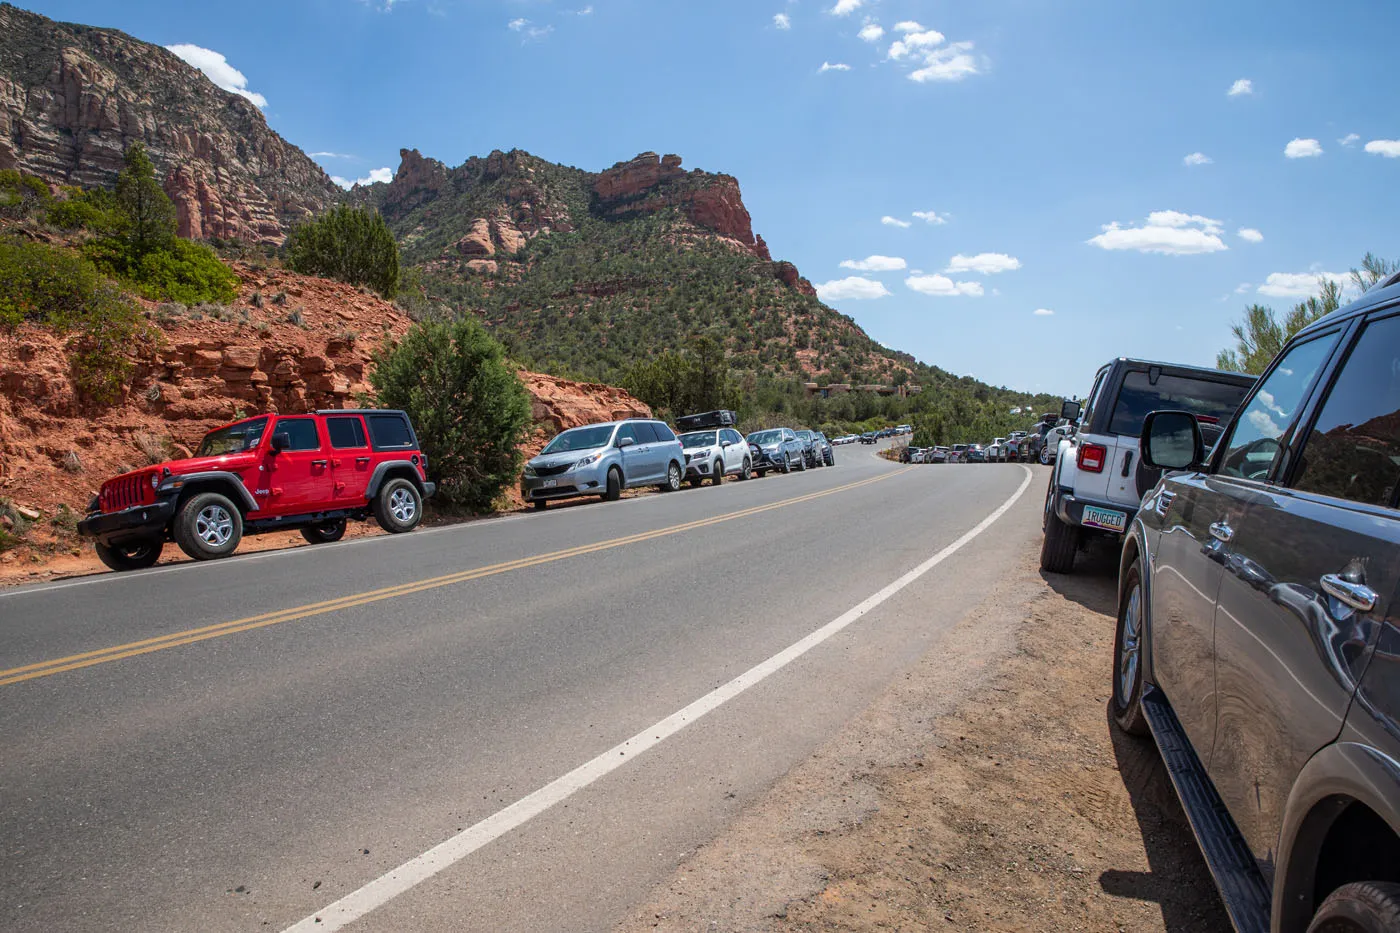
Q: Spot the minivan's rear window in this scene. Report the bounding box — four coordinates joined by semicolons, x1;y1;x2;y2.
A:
1109;372;1252;437
367;414;414;450
653;423;677;442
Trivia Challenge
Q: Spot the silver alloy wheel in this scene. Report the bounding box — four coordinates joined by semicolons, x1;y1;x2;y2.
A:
1040;445;1051;465
1119;584;1142;705
195;504;234;547
668;463;682;490
389;486;417;524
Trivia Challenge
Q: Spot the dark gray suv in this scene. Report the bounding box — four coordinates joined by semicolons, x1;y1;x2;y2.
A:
1114;275;1400;933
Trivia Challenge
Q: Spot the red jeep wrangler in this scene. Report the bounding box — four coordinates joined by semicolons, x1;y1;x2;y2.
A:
77;410;435;571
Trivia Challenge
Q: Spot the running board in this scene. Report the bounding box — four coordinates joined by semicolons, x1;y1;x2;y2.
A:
1140;689;1271;933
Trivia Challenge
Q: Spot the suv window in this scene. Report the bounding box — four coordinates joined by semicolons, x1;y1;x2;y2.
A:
726;429;743;444
616;423;639;446
326;415;367;449
1109;371;1252;437
633;422;659;444
1292;315;1400;507
1080;367;1110;429
653;423;677;443
1218;334;1337;482
277;417;321;451
367;414;414;450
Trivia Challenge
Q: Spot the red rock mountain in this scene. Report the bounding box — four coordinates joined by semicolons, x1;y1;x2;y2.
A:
0;2;339;242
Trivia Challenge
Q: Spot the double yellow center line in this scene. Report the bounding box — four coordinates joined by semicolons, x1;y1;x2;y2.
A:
1;468;911;687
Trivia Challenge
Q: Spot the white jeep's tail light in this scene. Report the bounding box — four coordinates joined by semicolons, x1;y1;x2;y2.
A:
1078;442;1108;473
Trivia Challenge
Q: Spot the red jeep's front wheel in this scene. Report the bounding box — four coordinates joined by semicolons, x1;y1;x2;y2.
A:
174;492;244;561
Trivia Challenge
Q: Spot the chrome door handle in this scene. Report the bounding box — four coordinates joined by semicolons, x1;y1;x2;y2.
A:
1321;574;1378;612
1209;521;1234;542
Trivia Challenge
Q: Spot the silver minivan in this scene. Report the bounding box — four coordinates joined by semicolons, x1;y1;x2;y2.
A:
522;419;685;509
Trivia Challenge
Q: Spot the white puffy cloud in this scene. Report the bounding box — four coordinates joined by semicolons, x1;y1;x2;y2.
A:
840;255;907;272
1183;151;1213;166
1257;271;1349;298
1228;78;1253;97
773;12;791;29
165;44;267;108
1365;139;1400;158
945;252;1021;275
888;28;945;59
309;151;354;159
859;23;885;42
815;276;891;301
1339;133;1360;147
331;167;394;190
819;61;851;72
1237;227;1264;243
508;17;528;30
894;21;924;32
906;274;983;297
508;17;552;39
831;0;864;14
881;215;911;228
1285;138;1323;158
1235;282;1253;294
912;210;948;224
1033;308;1054;316
1088;211;1228;255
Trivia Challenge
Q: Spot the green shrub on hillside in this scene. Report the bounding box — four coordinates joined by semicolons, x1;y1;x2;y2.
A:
0;170;52;221
47;186;118;232
0;236;156;405
369;317;531;511
286;204;400;298
128;238;239;304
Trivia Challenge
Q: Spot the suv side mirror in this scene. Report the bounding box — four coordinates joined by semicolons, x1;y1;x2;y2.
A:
616;436;635;449
1060;399;1082;423
271;432;291;453
1140;410;1204;471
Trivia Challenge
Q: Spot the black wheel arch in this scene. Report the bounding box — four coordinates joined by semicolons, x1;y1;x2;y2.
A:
168;474;258;518
366;460;428;498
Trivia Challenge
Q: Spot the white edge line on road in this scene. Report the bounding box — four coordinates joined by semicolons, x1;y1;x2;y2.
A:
283;464;1034;933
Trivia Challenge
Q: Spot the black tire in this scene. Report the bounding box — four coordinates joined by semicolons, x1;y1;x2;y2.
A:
1040;486;1080;574
688;478;703;488
756;469;767;478
711;460;724;486
1040;444;1053;466
739;457;752;480
300;518;347;544
1112;561;1151;736
1308;882;1400;933
173;491;243;561
373;477;422;533
797;453;807;472
95;539;163;572
781;454;792;475
604;467;622;501
662;461;683;492
533;499;548;510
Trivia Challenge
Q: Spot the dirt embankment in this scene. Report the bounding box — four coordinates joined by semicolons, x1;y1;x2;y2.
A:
619;542;1229;933
0;263;648;582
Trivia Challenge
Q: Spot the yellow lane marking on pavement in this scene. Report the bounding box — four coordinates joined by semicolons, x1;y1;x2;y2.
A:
1;467;913;687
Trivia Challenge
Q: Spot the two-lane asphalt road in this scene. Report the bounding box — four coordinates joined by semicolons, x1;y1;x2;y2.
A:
0;445;1044;932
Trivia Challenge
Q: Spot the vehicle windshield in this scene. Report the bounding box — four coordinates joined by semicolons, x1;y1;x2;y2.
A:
796;430;813;441
196;417;269;457
748;430;782;445
679;431;718;449
1109;371;1252;436
543;424;615;454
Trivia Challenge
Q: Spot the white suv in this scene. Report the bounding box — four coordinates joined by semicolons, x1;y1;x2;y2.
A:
1041;358;1256;573
679;426;752;486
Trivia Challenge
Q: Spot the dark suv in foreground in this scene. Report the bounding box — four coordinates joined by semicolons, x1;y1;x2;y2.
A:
1113;275;1400;933
78;410;435;570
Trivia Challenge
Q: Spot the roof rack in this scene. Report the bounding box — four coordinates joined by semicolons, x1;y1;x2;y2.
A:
675;410;738;432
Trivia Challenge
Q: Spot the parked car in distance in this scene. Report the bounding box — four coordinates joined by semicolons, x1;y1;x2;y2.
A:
1112;279;1400;933
1021;415;1063;464
900;446;921;463
859;432;878;445
1039;423;1075;464
679;425;752;486
78;409;436;570
746;427;806;476
793;429;823;468
522;418;684;509
949;443;969;463
813;432;835;466
1041;358;1257;573
988;438;1006;462
927;446;950;464
1007;431;1029;462
965;444;988;464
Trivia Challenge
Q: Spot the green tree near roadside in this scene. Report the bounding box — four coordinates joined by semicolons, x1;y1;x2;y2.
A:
369;317;532;512
1218;253;1399;374
622;334;739;418
112;143;177;261
286;204;400;299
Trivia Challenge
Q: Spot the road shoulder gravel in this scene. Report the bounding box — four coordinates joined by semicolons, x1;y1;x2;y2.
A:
616;540;1231;933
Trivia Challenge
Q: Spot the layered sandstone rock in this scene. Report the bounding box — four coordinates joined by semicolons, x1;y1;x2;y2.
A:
0;3;339;242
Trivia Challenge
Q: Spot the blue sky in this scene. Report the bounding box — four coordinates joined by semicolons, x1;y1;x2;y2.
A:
24;0;1400;396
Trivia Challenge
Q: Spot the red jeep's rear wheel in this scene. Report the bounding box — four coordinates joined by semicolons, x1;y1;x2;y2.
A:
300;518;347;544
94;539;163;572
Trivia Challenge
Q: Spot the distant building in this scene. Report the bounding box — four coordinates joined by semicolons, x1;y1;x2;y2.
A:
804;382;919;399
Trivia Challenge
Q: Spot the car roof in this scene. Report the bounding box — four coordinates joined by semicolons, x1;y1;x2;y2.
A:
1297;272;1400;337
1099;357;1256;386
314;408;409;417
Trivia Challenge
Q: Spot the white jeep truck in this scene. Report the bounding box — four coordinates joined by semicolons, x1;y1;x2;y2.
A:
1041;358;1256;573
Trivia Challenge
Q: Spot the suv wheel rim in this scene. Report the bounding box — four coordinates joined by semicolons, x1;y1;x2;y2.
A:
196;505;234;547
1118;584;1142;705
389;487;416;523
669;464;681;489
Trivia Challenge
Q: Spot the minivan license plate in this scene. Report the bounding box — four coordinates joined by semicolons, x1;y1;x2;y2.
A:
1082;505;1126;533
542;479;557;489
